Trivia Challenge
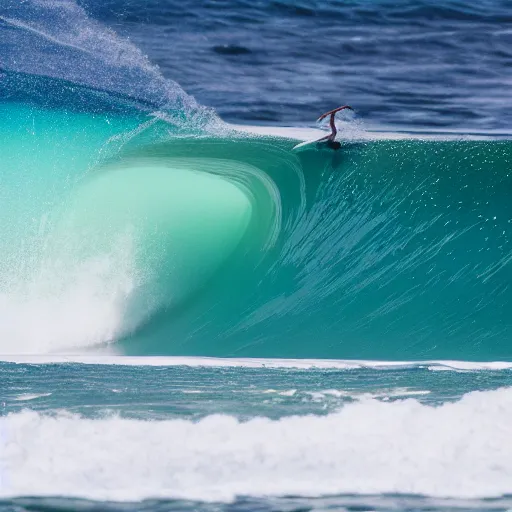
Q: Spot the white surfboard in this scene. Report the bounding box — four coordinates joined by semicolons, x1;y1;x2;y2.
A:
292;138;322;152
293;138;341;152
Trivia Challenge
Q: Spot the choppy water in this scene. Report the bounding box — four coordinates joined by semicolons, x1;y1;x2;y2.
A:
3;0;512;132
1;0;511;510
2;360;512;511
81;0;512;133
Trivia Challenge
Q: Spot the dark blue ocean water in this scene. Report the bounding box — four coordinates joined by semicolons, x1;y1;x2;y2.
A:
78;0;512;133
1;1;512;510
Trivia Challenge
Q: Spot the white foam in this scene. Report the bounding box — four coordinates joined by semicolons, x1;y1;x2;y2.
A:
13;393;52;402
335;388;429;397
0;233;142;355
278;389;297;397
305;388;431;402
2;387;512;502
1;354;511;372
231;123;512;141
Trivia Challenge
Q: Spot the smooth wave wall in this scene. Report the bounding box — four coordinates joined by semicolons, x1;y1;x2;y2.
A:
124;136;511;360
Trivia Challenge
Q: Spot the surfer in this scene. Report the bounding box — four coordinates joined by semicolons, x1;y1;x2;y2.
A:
292;104;354;152
316;105;353;150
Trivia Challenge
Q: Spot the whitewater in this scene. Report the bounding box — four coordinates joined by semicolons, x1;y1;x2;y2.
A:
3;388;512;502
1;0;512;511
2;361;512;509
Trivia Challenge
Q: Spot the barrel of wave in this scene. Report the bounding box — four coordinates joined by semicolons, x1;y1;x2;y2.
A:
19;157;254;354
51;158;252;352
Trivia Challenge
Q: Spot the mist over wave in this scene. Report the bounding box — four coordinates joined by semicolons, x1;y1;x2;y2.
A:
0;0;216;128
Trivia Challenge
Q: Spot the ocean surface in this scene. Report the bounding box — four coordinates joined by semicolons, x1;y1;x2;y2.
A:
1;0;512;511
87;0;512;134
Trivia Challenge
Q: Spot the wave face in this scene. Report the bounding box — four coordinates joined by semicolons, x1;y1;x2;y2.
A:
126;137;512;360
2;96;511;360
1;1;511;360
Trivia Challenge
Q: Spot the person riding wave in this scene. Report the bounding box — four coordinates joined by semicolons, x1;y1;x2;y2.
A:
316;105;353;149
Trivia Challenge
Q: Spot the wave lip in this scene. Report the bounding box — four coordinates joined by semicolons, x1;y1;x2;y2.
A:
0;0;215;127
2;387;512;502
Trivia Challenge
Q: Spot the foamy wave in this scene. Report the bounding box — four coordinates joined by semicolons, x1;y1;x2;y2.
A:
1;355;511;371
0;234;141;354
2;387;512;502
13;393;52;402
230;124;505;141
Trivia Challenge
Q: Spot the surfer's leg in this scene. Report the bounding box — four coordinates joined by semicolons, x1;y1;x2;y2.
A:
329;113;337;140
312;110;345;149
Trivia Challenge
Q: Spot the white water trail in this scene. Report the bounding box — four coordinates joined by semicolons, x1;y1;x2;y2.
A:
1;387;512;501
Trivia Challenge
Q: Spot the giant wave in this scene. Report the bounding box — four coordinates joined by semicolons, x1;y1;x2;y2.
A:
0;1;511;361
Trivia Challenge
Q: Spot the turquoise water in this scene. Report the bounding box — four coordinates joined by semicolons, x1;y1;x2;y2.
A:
1;98;511;359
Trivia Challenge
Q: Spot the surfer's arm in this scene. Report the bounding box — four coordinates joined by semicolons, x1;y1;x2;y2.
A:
317;105;353;122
